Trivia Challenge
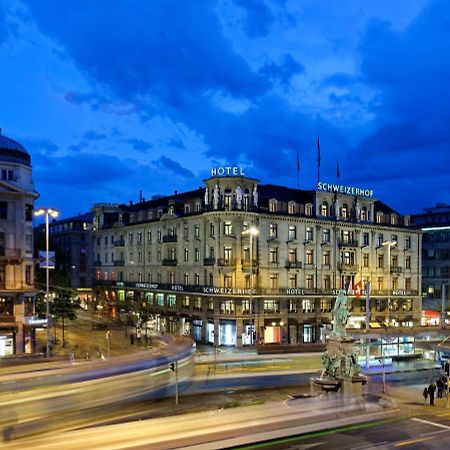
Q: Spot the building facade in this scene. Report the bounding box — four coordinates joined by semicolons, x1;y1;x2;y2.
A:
0;130;39;356
92;169;422;348
34;212;94;303
412;204;450;326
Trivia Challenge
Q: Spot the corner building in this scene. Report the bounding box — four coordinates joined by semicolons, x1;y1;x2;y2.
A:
93;171;422;347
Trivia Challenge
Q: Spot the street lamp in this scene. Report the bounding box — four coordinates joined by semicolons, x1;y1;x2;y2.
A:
242;226;259;346
34;207;59;358
381;240;397;327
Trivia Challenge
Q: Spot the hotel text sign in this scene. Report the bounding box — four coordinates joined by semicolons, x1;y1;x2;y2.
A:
317;182;374;198
211;166;245;177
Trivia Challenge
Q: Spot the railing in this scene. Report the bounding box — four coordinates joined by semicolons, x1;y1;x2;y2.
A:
338;239;359;247
114;260;125;266
0;315;16;323
162;235;178;243
241;259;258;268
285;261;302;269
390;266;403;274
113;239;125;247
94;260;102;266
0;249;22;260
217;258;236;267
162;259;178;266
339;263;359;272
203;258;216;266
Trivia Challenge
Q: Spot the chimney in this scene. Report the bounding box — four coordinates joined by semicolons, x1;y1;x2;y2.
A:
129;200;133;206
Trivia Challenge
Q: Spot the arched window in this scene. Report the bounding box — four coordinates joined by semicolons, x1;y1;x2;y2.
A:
288;201;296;214
305;203;313;216
269;199;278;212
321;201;328;216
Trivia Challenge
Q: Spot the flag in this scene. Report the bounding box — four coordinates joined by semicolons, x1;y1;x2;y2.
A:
345;279;351;293
337;160;340;179
353;280;362;300
365;281;371;295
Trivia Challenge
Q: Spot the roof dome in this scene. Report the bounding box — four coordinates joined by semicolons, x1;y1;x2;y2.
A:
0;129;31;167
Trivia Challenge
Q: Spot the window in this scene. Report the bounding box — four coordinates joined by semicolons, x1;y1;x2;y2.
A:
25;204;33;221
147;272;152;283
405;256;411;269
184;204;190;214
306;275;313;289
194;225;200;238
363;253;369;268
148;250;152;262
224;275;232;288
157;229;162;242
302;299;314;313
363;233;369;246
184;272;190;285
323;229;330;243
224;246;233;260
289;248;297;262
167;294;176;308
405;236;411;249
305;227;313;241
392;255;398;267
361;206;368;221
289;274;297;288
194;273;200;286
220;300;235;314
209;222;215;236
182;296;190;308
377;233;384;247
209;246;215;258
25;265;32;285
288;202;295;214
104;236;108;245
195;202;201;212
321;201;328;216
195;248;200;262
405;278;411;291
391;234;398;242
269;274;278;289
289;300;298;313
138;231;143;244
323;275;331;290
322;251;330;266
184;225;189;239
156;293;164;306
376;212;383;224
269;223;278;238
224;221;233;235
138;250;142;263
269;247;278;263
170;247;176;260
157;250;161;262
321;298;332;312
128;232;133;245
306;249;314;265
377;277;383;290
264;300;280;313
305;204;313;216
209;273;214;286
269;200;277;212
377;254;384;268
193;297;202;311
288;225;296;241
184;248;189;262
342;204;349;218
303;324;314;343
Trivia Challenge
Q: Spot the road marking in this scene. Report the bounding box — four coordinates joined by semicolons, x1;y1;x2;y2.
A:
411;417;450;430
394;436;434;447
351;441;389;449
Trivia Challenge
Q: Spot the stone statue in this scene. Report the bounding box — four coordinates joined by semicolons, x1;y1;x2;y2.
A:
204;187;209;206
355;199;360;221
334;197;340;219
252;185;258;207
330;289;349;338
235;185;243;209
341;347;361;378
213;183;220;209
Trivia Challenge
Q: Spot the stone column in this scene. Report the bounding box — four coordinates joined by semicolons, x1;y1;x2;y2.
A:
236;316;243;348
214;316;220;346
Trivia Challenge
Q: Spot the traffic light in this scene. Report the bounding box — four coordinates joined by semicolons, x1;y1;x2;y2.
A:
444;362;449;376
169;363;175;372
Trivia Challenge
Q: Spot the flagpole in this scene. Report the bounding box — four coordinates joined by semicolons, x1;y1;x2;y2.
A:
296;151;300;188
365;282;371;368
317;137;321;186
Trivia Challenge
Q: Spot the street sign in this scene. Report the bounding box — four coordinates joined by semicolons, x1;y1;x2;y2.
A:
38;251;55;269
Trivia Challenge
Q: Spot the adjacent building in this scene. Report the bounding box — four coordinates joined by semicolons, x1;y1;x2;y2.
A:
92;168;422;350
412;204;450;326
0;130;39;356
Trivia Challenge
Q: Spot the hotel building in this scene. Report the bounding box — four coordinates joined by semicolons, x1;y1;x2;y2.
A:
0;130;39;356
92;169;422;348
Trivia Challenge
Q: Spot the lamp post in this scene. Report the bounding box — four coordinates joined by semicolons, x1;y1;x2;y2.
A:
34;207;59;358
243;226;259;346
381;241;397;327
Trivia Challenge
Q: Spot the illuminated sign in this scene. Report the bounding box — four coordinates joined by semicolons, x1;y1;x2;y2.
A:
24;317;48;327
317;182;374;198
211;166;245;177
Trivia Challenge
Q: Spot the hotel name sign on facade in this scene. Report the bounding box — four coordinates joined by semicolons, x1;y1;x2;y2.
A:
317;181;374;198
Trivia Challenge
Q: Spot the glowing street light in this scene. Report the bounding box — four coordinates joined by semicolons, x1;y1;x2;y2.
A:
34;207;59;358
242;226;259;346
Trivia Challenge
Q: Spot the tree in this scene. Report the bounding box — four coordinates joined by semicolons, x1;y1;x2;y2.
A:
52;293;79;346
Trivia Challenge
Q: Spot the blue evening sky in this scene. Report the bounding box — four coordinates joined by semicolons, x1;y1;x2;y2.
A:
0;0;448;218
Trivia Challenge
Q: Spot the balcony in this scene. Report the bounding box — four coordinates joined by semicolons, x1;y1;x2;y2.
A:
0;249;22;263
285;261;302;269
162;258;178;266
203;257;216;266
338;239;358;247
162;235;178;243
113;259;125;266
217;258;236;267
241;259;258;269
390;266;403;274
339;263;359;272
113;239;125;247
94;260;102;267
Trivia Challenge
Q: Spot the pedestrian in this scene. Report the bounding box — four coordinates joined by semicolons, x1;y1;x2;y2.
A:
428;382;436;406
437;377;444;399
423;386;428;405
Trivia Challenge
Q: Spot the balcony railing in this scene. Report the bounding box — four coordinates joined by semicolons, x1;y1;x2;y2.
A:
217;258;236;267
390;266;403;274
94;260;102;266
285;261;302;269
339;263;359;272
162;235;178;243
203;257;216;266
241;259;258;268
114;259;125;266
338;239;359;247
162;259;178;266
113;239;125;247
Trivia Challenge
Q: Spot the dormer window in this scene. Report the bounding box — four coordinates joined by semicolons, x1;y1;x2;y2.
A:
321;201;328;216
391;214;398;225
361;206;368;221
376;212;383;224
168;206;174;215
195;202;201;212
342;204;349;218
184;204;190;214
288;201;295;215
158;209;163;218
148;210;153;220
305;203;313;216
269;199;277;213
404;215;410;226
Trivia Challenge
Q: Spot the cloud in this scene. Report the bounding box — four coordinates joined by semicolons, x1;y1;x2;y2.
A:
153;156;194;178
167;137;185;149
83;130;106;141
260;54;304;86
20;137;58;155
231;0;275;37
0;7;8;45
124;138;153;153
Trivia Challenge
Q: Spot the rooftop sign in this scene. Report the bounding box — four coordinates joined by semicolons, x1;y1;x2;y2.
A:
211;166;245;177
317;181;374;198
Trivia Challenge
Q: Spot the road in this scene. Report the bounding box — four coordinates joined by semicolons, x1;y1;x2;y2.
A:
236;413;450;449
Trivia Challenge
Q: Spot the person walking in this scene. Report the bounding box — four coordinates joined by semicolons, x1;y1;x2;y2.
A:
423;386;429;405
437;377;444;399
428;382;436;406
